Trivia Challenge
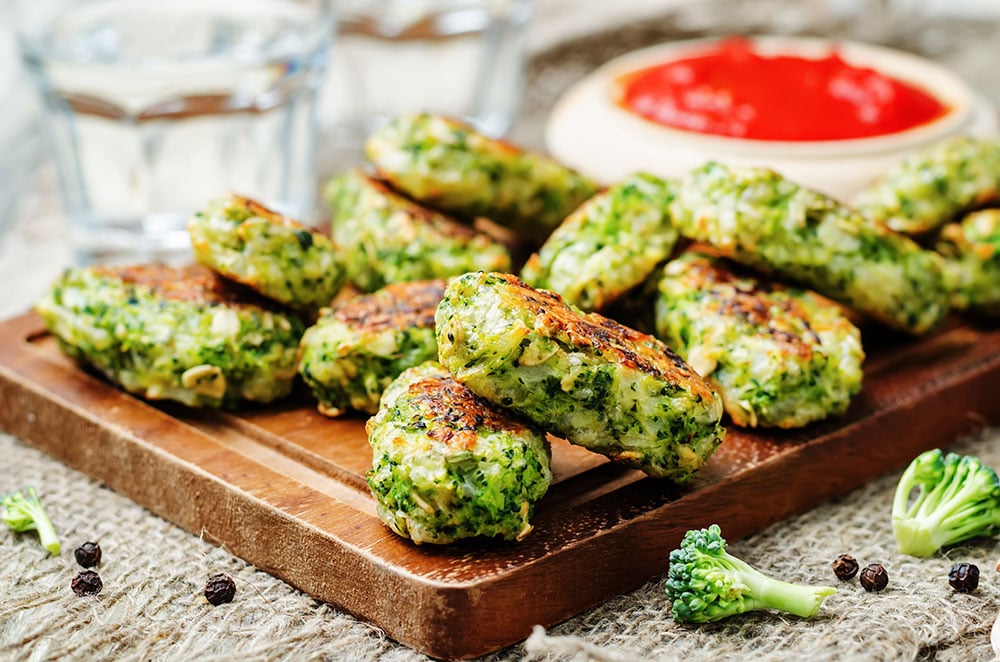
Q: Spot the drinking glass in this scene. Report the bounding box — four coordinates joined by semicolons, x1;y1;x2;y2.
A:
322;0;532;167
17;0;334;264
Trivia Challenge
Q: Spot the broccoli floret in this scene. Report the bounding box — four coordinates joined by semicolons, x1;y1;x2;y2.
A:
892;448;1000;557
665;524;835;623
2;487;61;555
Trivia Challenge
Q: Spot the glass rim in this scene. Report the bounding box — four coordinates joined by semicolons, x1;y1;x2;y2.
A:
16;0;336;68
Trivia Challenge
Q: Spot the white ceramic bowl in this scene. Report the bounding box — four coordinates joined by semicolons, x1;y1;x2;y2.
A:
545;36;997;200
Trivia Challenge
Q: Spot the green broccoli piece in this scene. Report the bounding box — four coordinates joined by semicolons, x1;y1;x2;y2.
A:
891;448;1000;557
2;487;61;555
665;524;835;623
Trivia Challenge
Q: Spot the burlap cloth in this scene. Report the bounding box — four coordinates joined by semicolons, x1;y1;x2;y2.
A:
3;2;1000;659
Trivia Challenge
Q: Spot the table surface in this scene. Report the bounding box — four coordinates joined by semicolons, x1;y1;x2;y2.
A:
3;2;1000;660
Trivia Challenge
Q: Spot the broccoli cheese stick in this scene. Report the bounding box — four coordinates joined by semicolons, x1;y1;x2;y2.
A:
365;113;599;243
936;209;1000;316
299;280;445;417
325;169;510;292
655;251;865;428
366;362;552;544
672;161;949;335
855;136;1000;236
188;194;347;313
36;264;303;408
435;272;725;482
521;172;679;312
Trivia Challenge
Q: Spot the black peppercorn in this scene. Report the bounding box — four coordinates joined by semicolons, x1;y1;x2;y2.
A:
948;563;980;593
859;563;889;592
71;570;103;596
832;554;859;581
74;541;102;568
204;572;236;606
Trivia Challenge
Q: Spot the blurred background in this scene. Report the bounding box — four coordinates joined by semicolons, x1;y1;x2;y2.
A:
2;0;1000;306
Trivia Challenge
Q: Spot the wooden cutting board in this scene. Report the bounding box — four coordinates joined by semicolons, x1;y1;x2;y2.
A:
1;311;999;659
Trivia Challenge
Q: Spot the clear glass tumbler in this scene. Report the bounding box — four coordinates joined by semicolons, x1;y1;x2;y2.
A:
17;0;334;264
323;0;532;166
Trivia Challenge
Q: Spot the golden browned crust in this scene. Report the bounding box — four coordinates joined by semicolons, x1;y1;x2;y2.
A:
403;371;530;450
231;194;315;233
359;173;481;241
436;115;523;157
93;263;273;309
677;256;832;359
332;279;446;333
493;273;717;402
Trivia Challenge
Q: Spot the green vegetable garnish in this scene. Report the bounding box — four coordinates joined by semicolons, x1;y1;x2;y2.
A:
2;487;61;555
666;524;835;623
892;448;1000;557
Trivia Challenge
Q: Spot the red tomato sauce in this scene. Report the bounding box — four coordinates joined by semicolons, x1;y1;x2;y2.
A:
618;38;949;141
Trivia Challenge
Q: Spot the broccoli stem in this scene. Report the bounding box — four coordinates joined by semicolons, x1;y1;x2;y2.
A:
894;520;938;558
33;507;61;556
729;554;836;618
896;505;996;557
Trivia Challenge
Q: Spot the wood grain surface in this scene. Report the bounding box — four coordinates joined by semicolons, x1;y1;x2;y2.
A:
1;312;998;659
